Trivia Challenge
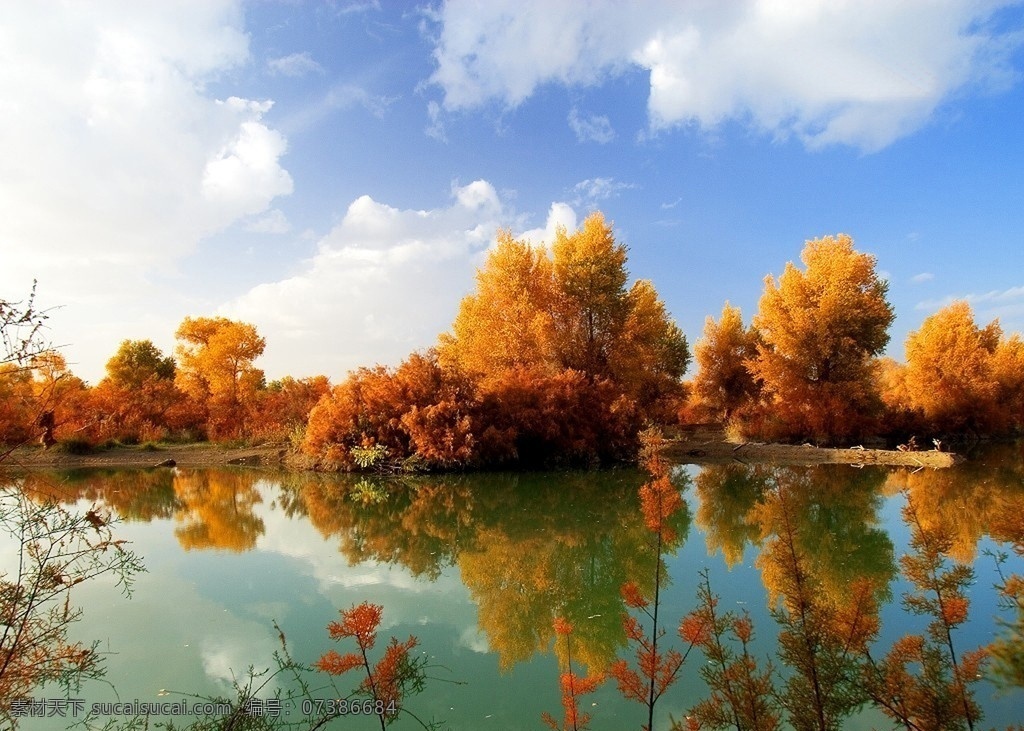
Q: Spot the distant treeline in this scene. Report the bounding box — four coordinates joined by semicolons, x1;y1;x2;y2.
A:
689;235;1024;444
2;214;1021;467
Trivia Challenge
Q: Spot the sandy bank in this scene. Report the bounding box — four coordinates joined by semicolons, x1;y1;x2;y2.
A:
664;430;960;468
1;443;289;470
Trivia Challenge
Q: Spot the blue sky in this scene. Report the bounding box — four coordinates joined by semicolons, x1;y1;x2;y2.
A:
3;1;1024;384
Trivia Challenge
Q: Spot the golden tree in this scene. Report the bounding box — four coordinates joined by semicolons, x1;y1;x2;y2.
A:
692;303;761;422
551;212;630;377
991;334;1024;432
0;363;35;447
610;280;690;417
903;301;1001;434
174;316;266;439
437;230;557;380
440;212;687;417
748;235;893;443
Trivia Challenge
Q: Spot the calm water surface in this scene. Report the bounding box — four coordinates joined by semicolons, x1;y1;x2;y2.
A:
5;446;1024;730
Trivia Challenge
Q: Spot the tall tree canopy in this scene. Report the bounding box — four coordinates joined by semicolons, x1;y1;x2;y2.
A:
174;317;265;439
692;302;761;422
439;212;688;414
104;339;175;390
437;230;557;380
551;212;631;376
903;301;1003;433
748;235;893;442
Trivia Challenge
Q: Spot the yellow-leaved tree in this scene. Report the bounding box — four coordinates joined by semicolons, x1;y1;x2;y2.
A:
692;302;762;422
903;301;1003;434
437;230;557;381
440;212;688;416
174;316;265;440
551;212;631;377
747;235;893;443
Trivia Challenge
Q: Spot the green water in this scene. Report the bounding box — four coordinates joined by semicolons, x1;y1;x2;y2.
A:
4;447;1024;730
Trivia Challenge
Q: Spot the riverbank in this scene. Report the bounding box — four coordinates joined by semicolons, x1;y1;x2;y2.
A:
664;426;961;468
1;442;290;470
2;431;961;471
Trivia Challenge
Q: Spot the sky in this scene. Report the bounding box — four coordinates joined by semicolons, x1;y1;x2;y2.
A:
2;0;1024;385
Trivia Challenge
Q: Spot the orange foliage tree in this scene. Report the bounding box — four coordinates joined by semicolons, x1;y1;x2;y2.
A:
747;234;893;443
174;316;266;440
551;212;630;377
440;212;688;419
610;431;693;731
862;493;988;731
303;350;480;470
902;301;1012;434
27;351;92;444
691;302;762;423
0;363;36;446
552;213;689;412
89;339;190;443
438;230;558;379
675;569;780;731
251;375;330;443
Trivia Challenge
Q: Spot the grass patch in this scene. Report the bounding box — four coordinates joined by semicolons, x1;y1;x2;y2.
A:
53;439;93;455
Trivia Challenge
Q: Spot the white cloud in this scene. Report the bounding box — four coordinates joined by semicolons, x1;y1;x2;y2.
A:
202;109;293;217
570;177;636;208
917;285;1024;310
425;100;448;142
245;209;291;234
267;51;324;77
910;272;934;283
222;181;512;379
278;83;396;135
518;203;578;247
568;107;615;143
0;2;292;379
427;0;1022;150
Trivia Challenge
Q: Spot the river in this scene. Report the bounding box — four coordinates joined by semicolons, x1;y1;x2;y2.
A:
4;445;1023;729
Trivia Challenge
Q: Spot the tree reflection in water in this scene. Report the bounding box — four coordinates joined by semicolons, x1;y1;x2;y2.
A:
11;448;1023;727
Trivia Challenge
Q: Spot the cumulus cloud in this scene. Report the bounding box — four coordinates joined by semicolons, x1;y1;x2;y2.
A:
245;209;291;234
568;107;615;143
267;51;324;77
0;4;291;277
910;272;935;283
222;181;512;379
0;2;292;378
427;0;1022;150
518;203;578;246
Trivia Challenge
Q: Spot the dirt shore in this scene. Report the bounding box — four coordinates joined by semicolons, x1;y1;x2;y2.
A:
664;429;960;468
1;443;290;470
3;431;961;471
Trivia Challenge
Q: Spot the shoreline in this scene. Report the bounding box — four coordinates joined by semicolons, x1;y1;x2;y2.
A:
664;431;961;469
2;434;961;471
1;443;290;471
